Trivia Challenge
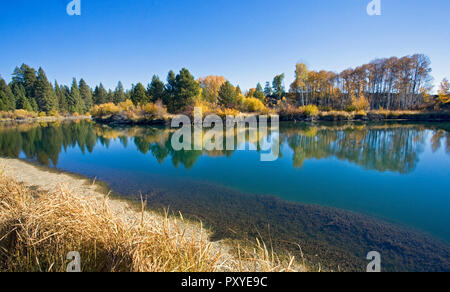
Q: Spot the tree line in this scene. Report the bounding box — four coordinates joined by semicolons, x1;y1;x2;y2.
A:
0;65;205;115
0;55;448;116
288;54;437;111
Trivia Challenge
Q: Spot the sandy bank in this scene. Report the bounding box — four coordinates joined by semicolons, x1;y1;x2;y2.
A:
0;157;301;272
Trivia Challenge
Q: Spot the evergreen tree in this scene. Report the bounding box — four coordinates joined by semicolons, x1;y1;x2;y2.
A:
235;85;242;95
34;68;58;113
173;68;201;112
147;75;167;103
79;79;93;111
11;64;38;110
93;83;108;105
54;81;68;113
11;83;32;111
62;86;71;113
272;74;285;100
0;77;15;111
218;81;238;108
165;70;177;112
107;89;114;103
264;81;273;98
113;81;126;104
130;83;148;105
254;83;266;102
67;78;85;114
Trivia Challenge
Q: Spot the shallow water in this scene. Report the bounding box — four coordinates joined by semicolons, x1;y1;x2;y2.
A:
0;121;449;271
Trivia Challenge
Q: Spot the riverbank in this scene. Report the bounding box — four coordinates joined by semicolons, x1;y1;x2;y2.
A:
0;113;91;124
282;110;450;122
0;158;303;272
92;110;450;126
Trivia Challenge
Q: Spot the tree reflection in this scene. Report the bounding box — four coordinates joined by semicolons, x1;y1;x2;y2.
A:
0;121;448;173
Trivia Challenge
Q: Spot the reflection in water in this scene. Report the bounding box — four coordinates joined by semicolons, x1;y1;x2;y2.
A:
0;121;449;271
284;125;427;173
1;121;448;173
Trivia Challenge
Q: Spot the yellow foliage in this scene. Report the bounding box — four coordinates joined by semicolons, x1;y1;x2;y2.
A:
352;95;370;111
356;110;367;116
299;105;319;116
49;109;60;117
118;100;134;111
92;103;121;117
11;110;38;119
242;97;266;113
142;103;158;116
217;108;240;118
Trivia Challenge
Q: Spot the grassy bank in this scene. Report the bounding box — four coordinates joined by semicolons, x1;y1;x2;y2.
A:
0;110;90;124
0;158;302;272
90;100;450;125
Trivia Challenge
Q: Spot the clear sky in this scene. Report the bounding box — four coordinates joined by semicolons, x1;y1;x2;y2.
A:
1;0;449;92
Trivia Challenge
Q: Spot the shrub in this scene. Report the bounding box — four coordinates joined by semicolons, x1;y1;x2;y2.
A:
92;103;121;117
118;100;134;111
352;96;370;111
345;105;357;112
217;108;240;118
142;101;167;119
299;105;319;116
142;103;158;116
356;110;367;116
48;109;60;117
242;97;266;113
13;109;37;120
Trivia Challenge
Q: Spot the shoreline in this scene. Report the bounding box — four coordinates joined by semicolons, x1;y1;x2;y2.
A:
0;115;91;124
1;156;449;272
92;110;450;126
0;157;304;272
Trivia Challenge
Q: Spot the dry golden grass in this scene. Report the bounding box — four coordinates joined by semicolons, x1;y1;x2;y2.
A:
0;170;303;272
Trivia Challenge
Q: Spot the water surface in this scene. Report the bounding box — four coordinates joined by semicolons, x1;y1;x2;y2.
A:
0;121;449;271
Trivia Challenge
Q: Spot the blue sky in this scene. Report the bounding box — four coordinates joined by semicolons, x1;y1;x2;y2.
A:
1;0;449;92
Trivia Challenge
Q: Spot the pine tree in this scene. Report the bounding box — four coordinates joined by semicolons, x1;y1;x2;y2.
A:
62;86;71;113
11;64;38;111
107;89;114;103
264;81;273;98
67;78;85;114
55;82;69;113
218;81;238;108
0;77;15;111
79;79;93;112
12;83;32;111
235;85;242;95
93;83;108;105
165;70;177;112
254;83;266;102
173;68;201;112
147;75;167;103
272;74;285;101
130;83;148;105
113;81;126;104
34;68;58;113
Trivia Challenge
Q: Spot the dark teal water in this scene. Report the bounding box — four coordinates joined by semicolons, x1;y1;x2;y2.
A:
1;121;449;271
